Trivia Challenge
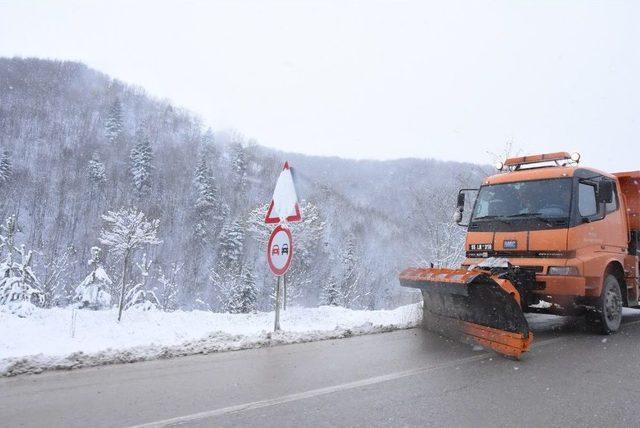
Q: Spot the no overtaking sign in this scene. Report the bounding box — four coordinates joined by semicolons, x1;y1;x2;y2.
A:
267;225;293;276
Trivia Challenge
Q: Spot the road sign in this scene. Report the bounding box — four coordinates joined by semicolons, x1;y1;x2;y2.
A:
265;162;302;224
267;225;293;276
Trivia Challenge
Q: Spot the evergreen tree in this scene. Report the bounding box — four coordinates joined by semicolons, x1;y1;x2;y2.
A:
231;143;247;193
217;219;244;274
212;218;245;312
237;267;257;313
130;130;153;196
201;128;215;146
104;99;124;144
74;247;112;309
88;153;107;189
320;276;341;306
0;216;43;316
193;157;223;244
0;151;12;185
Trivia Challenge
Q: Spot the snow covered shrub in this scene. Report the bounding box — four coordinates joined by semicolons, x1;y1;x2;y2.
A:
74;247;112;309
125;286;160;311
124;253;160;311
157;262;181;311
0;216;44;317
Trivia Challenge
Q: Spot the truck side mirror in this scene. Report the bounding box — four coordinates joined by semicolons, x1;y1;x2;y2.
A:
597;180;614;204
454;192;465;224
454;189;478;226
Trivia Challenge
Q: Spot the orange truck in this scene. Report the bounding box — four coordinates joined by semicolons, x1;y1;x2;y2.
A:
400;152;640;358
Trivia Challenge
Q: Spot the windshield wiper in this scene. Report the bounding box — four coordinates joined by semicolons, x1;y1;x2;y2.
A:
504;212;543;218
504;212;560;226
472;215;511;225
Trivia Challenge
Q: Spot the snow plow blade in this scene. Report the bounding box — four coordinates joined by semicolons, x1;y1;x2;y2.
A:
399;268;532;358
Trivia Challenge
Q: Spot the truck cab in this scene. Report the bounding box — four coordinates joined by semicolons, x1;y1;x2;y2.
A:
458;152;640;332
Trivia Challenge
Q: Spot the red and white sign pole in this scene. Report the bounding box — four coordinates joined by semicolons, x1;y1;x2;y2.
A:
265;162;302;331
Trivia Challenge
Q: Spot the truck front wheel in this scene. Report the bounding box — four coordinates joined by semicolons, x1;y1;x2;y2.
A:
586;274;623;334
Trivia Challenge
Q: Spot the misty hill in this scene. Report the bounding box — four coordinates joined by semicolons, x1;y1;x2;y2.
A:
0;57;485;311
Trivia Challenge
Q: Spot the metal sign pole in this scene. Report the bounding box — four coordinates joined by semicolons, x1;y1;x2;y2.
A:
274;275;281;331
283;273;287;311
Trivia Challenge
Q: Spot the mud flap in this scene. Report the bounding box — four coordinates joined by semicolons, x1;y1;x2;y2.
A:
400;268;532;358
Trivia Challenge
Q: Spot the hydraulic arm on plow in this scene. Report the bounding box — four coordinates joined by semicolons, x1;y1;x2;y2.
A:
401;152;640;359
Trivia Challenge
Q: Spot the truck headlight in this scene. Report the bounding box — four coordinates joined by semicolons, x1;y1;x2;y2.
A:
548;266;579;276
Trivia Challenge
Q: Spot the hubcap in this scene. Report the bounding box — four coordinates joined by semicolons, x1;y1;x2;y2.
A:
605;288;622;323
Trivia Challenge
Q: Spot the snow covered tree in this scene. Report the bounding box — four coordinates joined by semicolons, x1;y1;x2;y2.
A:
212;218;246;312
157;262;181;311
42;245;75;307
184;150;227;300
231;142;247;193
0;151;12;185
99;208;160;321
246;202;271;243
217;219;244;275
193;156;224;244
88;153;107;189
0;216;43;316
104;99;123;144
237;267;257;313
211;267;255;314
201;128;215;146
340;233;364;308
130;130;153;196
74;246;112;309
320;276;340;306
209;269;238;313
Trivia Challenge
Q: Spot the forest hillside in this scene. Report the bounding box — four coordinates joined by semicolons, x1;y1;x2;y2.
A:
0;57;487;313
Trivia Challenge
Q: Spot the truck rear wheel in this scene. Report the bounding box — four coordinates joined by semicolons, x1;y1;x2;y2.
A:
586;274;623;334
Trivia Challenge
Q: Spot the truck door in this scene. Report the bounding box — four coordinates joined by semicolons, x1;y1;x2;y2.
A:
597;177;626;252
568;176;626;296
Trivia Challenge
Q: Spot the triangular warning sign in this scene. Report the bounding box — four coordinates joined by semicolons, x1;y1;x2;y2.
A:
265;162;302;224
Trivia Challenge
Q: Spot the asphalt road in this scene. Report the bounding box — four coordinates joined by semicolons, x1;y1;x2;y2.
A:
3;310;640;428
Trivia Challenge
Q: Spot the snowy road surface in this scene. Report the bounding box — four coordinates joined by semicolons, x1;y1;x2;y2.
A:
3;310;640;427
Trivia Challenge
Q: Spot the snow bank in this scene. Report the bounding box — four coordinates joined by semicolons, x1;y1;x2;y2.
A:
0;304;421;376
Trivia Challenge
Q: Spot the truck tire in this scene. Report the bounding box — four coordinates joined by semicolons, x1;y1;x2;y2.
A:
586;274;623;334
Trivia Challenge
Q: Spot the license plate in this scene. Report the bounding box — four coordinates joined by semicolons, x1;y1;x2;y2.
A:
470;243;493;251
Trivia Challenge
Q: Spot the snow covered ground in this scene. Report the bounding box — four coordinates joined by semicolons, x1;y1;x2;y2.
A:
0;304;422;376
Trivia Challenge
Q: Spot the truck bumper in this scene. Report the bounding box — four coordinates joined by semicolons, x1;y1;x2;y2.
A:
533;275;586;297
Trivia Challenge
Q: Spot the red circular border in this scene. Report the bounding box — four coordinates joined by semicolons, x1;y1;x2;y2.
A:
267;225;293;276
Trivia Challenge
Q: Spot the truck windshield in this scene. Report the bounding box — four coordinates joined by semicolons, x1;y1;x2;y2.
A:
471;178;572;222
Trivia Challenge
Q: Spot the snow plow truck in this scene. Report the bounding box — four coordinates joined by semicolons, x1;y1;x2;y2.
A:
400;151;640;359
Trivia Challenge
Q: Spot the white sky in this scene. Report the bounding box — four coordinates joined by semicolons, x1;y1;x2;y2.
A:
1;0;639;171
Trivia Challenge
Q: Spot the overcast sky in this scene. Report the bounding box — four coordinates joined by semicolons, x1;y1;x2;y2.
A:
1;0;638;171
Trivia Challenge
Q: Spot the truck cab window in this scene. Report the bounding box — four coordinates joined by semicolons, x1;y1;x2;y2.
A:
578;182;598;218
603;179;619;214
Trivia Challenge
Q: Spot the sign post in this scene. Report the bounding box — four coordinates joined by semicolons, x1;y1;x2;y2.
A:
265;162;302;331
283;274;287;311
274;276;281;331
